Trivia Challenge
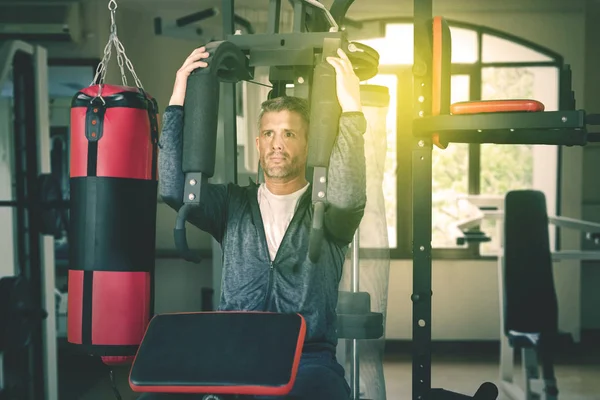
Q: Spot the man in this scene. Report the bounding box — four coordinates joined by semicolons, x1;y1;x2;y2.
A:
158;45;367;399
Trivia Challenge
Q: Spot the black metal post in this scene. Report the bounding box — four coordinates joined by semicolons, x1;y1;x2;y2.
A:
412;0;433;399
175;8;217;27
222;0;238;185
292;0;306;33
410;2;503;398
267;0;282;34
3;49;45;400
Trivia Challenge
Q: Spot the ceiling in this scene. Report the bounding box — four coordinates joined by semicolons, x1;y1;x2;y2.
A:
68;0;584;40
5;0;586;23
0;0;586;99
106;0;587;16
0;0;586;98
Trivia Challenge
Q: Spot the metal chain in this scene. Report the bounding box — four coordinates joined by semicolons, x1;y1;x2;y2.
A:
91;0;144;90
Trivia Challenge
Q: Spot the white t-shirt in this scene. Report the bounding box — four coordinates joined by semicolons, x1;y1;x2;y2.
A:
257;182;310;261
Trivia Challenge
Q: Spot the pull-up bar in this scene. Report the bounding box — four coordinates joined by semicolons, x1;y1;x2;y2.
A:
411;1;599;399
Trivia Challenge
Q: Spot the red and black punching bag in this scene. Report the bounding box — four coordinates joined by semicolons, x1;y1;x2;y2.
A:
67;84;159;365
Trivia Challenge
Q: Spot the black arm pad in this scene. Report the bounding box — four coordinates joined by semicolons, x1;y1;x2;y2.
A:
181;40;252;175
307;62;342;168
182;71;220;176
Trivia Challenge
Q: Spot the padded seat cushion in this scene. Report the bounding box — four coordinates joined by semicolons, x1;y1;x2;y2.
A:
450;99;545;115
129;312;305;397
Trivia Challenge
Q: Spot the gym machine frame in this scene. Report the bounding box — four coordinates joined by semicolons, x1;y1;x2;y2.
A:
163;1;495;398
175;0;379;264
411;0;600;399
453;194;600;400
137;1;382;399
0;40;58;400
215;0;378;185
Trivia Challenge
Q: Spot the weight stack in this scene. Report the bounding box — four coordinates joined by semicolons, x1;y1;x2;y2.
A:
67;84;159;365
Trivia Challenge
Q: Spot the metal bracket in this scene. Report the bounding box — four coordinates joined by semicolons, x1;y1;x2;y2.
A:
183;172;205;205
311;167;327;203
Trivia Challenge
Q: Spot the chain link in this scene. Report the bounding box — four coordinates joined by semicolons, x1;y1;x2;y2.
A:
91;0;144;91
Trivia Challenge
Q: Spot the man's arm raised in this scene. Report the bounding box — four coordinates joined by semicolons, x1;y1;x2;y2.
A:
158;47;228;242
322;49;368;245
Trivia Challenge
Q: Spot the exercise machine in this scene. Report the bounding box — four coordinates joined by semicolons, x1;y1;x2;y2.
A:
498;190;597;400
133;0;560;398
453;192;600;400
451;194;600;262
0;40;59;400
129;0;388;399
170;0;380;265
410;0;599;397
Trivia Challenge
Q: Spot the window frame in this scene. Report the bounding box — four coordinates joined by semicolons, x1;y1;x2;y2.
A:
354;18;565;260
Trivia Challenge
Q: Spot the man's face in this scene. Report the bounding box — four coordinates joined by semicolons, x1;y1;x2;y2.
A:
256;110;308;180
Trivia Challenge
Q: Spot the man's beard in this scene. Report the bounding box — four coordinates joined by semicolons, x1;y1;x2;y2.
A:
260;152;301;179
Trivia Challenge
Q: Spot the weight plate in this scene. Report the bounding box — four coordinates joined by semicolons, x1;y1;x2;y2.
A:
347;42;380;81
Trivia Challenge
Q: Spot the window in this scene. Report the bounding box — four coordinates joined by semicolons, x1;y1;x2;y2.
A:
357;20;562;258
431;75;471;248
478;66;560;255
481;34;554;63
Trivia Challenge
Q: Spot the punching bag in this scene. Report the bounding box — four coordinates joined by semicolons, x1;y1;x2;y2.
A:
67;84;159;365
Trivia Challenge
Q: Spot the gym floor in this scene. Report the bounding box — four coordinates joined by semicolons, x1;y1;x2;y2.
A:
383;339;600;400
60;335;600;400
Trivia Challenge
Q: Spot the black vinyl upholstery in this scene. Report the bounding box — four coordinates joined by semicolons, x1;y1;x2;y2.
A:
503;190;559;337
129;312;304;395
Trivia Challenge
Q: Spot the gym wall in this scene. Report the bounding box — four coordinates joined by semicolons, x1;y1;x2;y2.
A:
38;0;599;339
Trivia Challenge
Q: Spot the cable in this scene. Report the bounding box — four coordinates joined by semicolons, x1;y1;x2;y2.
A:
109;368;123;400
248;80;272;89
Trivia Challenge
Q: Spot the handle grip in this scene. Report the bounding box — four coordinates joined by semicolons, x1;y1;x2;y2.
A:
174;204;202;264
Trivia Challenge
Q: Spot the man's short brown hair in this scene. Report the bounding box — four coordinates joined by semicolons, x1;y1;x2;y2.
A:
257;96;310;136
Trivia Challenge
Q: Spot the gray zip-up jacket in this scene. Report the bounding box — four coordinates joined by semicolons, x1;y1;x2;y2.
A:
158;105;367;353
